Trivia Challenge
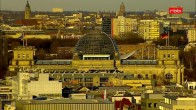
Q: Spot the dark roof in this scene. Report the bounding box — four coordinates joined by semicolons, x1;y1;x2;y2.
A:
115;98;133;110
15;19;38;26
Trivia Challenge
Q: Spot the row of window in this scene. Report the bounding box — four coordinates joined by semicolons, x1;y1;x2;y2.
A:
163;54;175;59
59;74;173;82
148;103;157;108
189;86;196;89
125;74;173;79
18;54;30;59
64;78;109;82
176;109;193;110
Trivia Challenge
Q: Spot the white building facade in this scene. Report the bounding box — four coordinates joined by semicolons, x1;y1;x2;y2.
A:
12;72;62;100
187;82;196;90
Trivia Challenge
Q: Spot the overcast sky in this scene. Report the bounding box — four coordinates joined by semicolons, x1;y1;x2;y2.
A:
1;0;195;12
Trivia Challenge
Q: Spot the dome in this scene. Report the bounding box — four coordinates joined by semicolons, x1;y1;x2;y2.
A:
74;32;119;60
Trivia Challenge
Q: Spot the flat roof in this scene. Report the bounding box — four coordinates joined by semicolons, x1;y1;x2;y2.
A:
83;54;110;57
17;98;113;104
36;60;71;65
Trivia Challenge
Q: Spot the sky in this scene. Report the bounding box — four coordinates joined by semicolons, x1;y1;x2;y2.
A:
1;0;195;12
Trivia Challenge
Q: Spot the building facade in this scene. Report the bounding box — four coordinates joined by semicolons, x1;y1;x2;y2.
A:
141;93;164;110
12;72;62;100
9;32;184;86
9;46;35;72
0;35;8;68
112;16;137;37
15;99;114;110
187;82;196;90
158;94;196;110
138;20;163;41
187;29;196;43
102;17;112;36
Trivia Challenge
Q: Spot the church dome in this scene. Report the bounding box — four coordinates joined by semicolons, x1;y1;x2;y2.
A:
74;32;119;60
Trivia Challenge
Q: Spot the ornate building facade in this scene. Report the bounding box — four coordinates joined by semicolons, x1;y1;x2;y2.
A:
9;32;184;86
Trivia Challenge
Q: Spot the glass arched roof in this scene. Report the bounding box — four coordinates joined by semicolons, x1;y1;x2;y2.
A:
74;32;119;60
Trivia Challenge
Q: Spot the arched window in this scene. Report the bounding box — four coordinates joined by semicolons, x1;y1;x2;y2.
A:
145;74;148;79
171;53;175;58
153;74;156;79
165;73;173;79
138;74;143;79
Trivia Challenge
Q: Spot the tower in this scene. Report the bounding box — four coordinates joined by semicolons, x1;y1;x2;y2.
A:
24;0;31;19
117;2;125;16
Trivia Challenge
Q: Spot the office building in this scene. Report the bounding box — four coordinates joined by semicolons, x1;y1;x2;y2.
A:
138;20;163;41
111;16;137;37
187;29;196;43
0;35;8;66
0;32;8;78
102;17;112;36
12;72;62;100
0;82;12;110
141;93;164;110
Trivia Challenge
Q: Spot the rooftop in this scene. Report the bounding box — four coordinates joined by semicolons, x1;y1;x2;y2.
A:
14;46;35;50
158;46;179;50
17;98;113;104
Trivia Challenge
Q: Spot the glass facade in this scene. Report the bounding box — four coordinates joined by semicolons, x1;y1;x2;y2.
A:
74;32;119;60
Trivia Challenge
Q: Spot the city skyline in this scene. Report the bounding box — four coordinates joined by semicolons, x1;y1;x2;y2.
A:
1;0;195;12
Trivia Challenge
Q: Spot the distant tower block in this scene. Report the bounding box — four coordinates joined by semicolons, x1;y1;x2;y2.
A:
24;0;31;19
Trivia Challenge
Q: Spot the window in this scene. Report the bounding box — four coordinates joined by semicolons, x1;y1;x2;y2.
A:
145;74;148;79
168;54;170;58
22;54;25;59
163;54;166;58
153;74;156;79
26;54;29;58
172;53;175;58
154;103;157;108
165;73;173;79
75;78;82;82
18;54;20;59
189;86;193;89
100;78;108;82
148;103;152;108
138;74;143;79
85;78;93;82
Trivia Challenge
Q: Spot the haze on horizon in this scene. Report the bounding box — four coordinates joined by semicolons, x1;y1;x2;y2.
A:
1;0;195;12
